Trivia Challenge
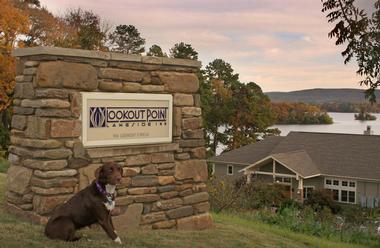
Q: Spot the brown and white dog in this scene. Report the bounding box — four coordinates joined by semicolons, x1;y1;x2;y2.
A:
45;162;123;244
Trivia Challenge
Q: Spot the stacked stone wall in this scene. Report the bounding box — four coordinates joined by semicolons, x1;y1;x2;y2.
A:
5;47;212;230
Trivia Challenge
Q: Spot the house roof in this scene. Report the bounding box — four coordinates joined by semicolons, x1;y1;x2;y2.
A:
209;136;284;165
210;132;380;181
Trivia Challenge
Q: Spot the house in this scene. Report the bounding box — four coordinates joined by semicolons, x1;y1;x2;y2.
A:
209;132;380;207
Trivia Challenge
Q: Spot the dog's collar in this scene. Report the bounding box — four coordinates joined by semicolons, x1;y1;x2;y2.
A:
95;181;116;211
95;181;115;199
95;181;107;196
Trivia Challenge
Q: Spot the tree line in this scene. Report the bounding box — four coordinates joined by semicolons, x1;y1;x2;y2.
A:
319;102;380;113
271;103;333;125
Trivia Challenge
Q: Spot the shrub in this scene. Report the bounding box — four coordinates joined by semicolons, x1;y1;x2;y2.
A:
339;204;368;225
208;178;380;247
207;177;244;212
255;204;380;247
0;109;11;154
304;189;340;213
0;123;9;153
238;180;291;209
207;177;294;212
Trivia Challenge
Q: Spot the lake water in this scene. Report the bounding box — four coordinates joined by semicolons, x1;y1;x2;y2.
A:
273;112;380;136
216;112;380;155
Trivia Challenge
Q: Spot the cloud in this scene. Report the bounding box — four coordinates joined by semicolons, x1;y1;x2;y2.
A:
302;36;312;43
39;0;362;92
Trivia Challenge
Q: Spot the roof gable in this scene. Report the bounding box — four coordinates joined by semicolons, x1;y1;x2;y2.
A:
241;150;320;178
271;150;320;178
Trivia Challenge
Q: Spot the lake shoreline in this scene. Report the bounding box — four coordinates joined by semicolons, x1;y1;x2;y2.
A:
272;112;380;136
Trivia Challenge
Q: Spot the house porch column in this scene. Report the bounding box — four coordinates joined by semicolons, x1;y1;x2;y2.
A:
246;172;252;184
296;176;304;203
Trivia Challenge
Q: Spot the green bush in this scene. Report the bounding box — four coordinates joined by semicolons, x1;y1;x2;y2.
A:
253;206;380;247
0;123;10;152
207;177;241;212
207;177;294;212
256;206;334;238
238;180;291;209
0;108;11;151
304;189;341;213
207;177;380;247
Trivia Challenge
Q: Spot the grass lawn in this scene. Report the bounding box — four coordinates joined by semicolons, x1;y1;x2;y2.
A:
0;173;371;248
0;157;9;173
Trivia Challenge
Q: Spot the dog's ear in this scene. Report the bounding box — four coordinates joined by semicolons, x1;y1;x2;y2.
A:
119;165;124;177
95;166;101;179
95;166;106;183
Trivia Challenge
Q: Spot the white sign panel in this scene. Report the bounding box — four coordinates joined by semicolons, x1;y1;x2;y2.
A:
81;93;173;147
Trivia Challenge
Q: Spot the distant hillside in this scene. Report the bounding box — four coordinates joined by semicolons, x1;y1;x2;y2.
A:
266;88;380;104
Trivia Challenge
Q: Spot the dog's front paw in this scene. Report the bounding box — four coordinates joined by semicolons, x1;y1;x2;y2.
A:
114;236;122;245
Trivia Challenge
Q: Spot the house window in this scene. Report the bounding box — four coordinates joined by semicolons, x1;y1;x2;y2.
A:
341;190;348;202
227;165;233;175
283;177;291;183
303;186;314;200
325;178;356;204
275;176;292;185
348;191;355;203
275;176;282;183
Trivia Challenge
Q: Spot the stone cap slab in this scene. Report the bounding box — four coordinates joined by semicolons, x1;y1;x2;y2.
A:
12;47;202;68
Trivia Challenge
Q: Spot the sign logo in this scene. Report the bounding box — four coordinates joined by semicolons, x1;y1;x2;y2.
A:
89;107;168;128
89;107;106;128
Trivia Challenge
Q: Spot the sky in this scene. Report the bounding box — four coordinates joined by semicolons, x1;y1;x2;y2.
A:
39;0;374;92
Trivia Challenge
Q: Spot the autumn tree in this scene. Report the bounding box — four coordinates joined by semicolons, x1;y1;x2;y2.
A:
322;0;380;101
63;8;108;50
19;3;75;47
204;59;239;88
201;58;277;155
169;42;198;60
0;0;28;148
225;82;278;151
201;59;239;155
108;25;145;54
13;3;108;49
17;3;110;49
0;0;28;112
201;76;232;156
147;44;167;57
271;102;333;124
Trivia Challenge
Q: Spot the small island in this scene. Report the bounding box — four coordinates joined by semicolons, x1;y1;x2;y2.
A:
272;102;333;125
354;112;377;121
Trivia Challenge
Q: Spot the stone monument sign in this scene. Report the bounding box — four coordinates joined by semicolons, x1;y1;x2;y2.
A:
5;47;212;230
